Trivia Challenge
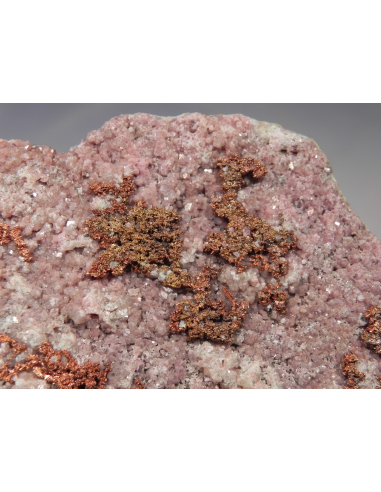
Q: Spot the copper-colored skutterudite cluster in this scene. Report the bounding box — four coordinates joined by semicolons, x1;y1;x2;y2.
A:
0;333;110;388
134;378;145;389
360;306;381;354
85;156;297;344
85;175;248;343
341;351;366;389
204;155;296;312
0;222;33;262
257;282;288;315
340;307;381;389
83;176;186;288
170;266;249;343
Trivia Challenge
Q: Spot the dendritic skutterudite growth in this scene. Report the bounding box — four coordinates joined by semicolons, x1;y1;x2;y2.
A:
0;222;33;262
204;155;296;279
339;306;381;389
342;351;365;389
170;266;249;343
257;282;288;314
84;154;296;344
83;175;187;288
360;306;381;355
0;333;110;389
84;170;250;343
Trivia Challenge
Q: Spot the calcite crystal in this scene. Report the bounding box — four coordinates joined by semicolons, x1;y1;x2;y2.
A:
1;113;380;388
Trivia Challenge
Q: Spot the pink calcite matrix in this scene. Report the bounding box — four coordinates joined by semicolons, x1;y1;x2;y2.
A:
0;113;380;388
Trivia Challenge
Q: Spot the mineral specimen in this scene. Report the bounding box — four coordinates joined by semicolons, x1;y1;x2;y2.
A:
1;113;381;388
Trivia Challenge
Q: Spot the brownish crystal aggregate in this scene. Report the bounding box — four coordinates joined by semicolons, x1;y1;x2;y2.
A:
0;222;10;245
84;176;186;286
205;155;296;280
0;222;33;262
257;282;288;314
216;154;267;194
0;333;110;388
340;306;381;388
170;266;249;343
360;306;381;354
204;154;296;316
342;351;366;389
134;378;145;389
84;155;296;345
205;194;296;278
85;175;249;343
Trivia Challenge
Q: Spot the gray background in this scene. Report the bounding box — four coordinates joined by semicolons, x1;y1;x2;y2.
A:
0;104;379;239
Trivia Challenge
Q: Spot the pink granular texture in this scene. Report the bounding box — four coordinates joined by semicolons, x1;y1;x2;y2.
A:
0;113;380;388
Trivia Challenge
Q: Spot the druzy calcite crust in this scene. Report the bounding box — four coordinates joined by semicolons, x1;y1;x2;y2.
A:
1;113;380;388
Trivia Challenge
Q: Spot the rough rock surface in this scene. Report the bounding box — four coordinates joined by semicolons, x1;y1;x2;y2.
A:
1;113;380;389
